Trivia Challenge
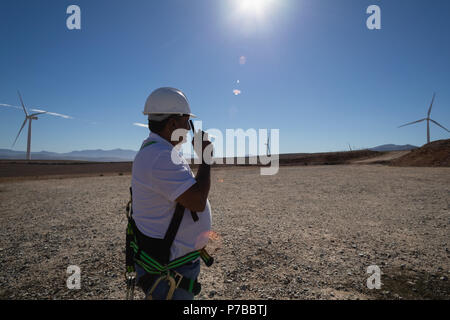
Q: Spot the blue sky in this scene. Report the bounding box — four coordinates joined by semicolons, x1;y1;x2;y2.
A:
1;0;449;155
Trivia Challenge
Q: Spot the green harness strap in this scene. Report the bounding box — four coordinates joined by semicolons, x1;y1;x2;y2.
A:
129;230;213;275
140;140;157;150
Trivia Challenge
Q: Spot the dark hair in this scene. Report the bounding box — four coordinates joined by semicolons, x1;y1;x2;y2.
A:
148;115;181;133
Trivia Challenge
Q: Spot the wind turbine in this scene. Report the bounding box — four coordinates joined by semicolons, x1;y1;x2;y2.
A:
265;131;271;156
398;93;449;144
12;91;47;160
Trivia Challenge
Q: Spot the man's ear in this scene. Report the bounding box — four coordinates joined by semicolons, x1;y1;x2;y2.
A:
169;117;177;129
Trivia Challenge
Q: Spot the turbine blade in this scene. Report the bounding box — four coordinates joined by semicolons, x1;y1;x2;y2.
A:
17;91;28;116
29;111;47;117
0;103;21;110
12;118;28;147
398;118;427;128
430;119;450;133
31;108;72;119
427;93;436;117
133;122;148;128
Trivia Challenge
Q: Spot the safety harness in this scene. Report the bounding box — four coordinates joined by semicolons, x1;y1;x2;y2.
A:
124;140;213;300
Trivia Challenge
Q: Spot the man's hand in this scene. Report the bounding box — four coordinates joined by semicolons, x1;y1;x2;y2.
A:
192;129;213;163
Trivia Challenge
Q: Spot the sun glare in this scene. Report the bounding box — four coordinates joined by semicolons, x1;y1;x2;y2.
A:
238;0;275;18
227;0;281;36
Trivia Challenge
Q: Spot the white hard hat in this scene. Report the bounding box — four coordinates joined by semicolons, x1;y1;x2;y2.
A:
143;87;196;120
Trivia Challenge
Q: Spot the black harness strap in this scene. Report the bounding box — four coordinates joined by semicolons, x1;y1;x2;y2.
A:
163;203;187;249
125;187;135;273
191;211;199;222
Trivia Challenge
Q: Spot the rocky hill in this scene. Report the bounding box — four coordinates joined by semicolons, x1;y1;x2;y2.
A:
390;139;450;167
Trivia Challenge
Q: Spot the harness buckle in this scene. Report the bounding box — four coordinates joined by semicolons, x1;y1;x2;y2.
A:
145;270;184;300
171;270;184;289
165;270;184;300
146;274;166;300
125;271;137;300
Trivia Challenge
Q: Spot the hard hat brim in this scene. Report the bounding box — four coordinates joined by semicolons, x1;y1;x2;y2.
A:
144;111;197;118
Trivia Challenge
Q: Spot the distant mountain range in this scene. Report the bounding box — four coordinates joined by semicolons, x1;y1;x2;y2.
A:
368;144;418;152
0;149;137;161
0;144;418;161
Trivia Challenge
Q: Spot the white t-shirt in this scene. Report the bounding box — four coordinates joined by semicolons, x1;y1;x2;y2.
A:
131;132;212;261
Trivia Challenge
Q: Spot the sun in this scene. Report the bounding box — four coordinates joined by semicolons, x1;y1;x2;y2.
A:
227;0;280;34
238;0;275;18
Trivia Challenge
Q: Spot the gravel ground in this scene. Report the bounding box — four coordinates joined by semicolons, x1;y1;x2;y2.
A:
0;164;449;300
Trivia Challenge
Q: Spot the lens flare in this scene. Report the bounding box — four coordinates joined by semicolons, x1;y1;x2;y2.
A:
197;230;223;254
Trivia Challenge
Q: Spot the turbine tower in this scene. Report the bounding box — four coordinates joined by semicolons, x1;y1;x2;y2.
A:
398;93;449;144
265;131;271;156
12;91;47;160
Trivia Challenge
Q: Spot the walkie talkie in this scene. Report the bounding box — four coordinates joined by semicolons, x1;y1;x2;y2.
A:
189;119;199;221
189;120;195;134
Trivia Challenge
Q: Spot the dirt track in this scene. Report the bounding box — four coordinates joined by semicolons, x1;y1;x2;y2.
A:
0;165;449;300
352;151;411;164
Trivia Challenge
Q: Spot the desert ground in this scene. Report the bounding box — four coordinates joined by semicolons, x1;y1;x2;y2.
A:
0;164;449;300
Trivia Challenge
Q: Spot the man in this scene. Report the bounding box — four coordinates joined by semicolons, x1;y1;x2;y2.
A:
130;87;213;300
